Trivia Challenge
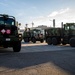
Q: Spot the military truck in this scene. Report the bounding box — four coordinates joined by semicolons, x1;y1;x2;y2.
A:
45;23;75;47
23;28;44;43
0;14;22;52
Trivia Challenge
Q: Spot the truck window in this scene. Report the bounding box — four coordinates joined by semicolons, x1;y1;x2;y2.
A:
70;25;75;30
0;17;15;25
64;26;69;30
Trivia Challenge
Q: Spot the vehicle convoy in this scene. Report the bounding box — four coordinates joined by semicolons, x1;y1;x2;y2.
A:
0;14;22;52
23;28;44;43
45;23;75;47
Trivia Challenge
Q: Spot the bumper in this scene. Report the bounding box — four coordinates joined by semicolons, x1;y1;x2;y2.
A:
0;36;21;47
0;36;21;42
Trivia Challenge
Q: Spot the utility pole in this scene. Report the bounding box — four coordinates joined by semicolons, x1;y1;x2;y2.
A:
53;19;55;28
61;22;64;28
32;22;34;28
49;19;55;28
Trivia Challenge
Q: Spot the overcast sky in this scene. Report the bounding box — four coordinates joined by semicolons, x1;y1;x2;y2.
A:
0;0;75;29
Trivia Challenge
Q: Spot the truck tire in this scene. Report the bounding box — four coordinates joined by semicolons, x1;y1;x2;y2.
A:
69;38;75;47
47;38;52;45
13;41;21;52
24;38;29;42
52;37;58;45
32;38;36;43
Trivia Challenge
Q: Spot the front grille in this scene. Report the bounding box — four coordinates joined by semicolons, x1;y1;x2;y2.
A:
0;25;17;37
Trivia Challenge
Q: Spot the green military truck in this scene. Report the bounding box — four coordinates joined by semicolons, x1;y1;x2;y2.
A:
23;28;44;43
0;14;22;52
45;23;75;47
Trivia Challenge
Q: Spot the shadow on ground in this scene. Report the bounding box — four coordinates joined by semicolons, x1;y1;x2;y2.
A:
0;48;13;53
0;49;75;75
0;41;75;75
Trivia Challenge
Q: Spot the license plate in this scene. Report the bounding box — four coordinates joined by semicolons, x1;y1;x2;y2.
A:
6;38;10;41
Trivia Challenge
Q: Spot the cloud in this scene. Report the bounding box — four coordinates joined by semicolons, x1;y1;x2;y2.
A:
48;11;58;17
48;8;70;17
30;8;75;27
59;8;69;14
17;7;75;29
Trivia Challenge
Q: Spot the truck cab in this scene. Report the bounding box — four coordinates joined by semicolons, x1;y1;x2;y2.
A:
0;14;22;52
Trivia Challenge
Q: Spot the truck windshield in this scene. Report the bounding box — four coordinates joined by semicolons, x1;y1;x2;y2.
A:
64;25;69;30
70;25;75;30
0;17;15;25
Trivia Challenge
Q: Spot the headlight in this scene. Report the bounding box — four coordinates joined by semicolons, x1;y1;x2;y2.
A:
19;34;22;37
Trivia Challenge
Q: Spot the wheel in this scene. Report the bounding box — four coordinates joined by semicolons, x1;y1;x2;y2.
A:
47;38;52;45
69;38;75;47
61;38;67;45
32;38;36;43
13;41;21;52
40;39;44;43
24;38;29;42
52;37;58;45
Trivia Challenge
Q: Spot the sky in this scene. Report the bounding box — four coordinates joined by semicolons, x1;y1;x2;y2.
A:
0;0;75;29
